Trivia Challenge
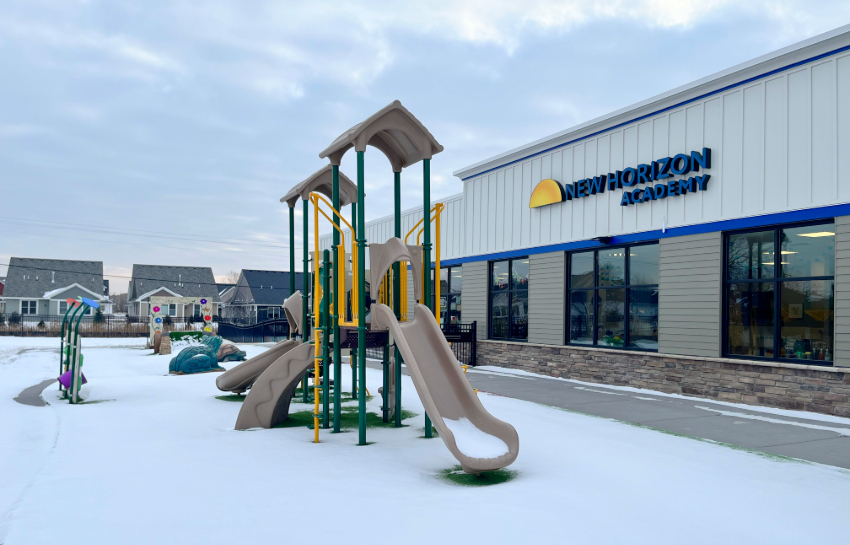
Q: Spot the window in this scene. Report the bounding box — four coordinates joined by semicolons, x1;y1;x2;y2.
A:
22;300;37;315
567;243;659;350
193;304;201;317
489;258;529;341
59;301;91;315
431;265;463;326
267;307;281;319
725;222;834;363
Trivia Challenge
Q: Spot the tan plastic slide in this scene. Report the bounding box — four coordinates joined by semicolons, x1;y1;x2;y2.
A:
373;303;519;473
215;338;301;394
234;342;315;430
216;291;305;395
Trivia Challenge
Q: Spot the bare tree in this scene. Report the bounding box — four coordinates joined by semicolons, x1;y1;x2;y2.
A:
219;270;240;284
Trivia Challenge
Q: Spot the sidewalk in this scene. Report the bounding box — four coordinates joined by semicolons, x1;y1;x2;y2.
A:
366;360;850;469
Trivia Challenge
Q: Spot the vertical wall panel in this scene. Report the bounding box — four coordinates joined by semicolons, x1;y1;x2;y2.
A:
583;139;598;238
495;170;506;251
651;116;669;229
684;104;705;223
609;130;624;233
834;215;850;367
722;90;744;218
742;84;766;215
528;251;566;345
487;173;497;252
764;76;789;212
703;98;723;221
540;154;552;245
811;60;836;203
839;55;850;201
622;126;638;233
636;121;654;231
667;109;686;227
561;147;573;241
550;151;562;241
480;175;489;253
788;68;813;206
572;143;585;238
596;135;610;235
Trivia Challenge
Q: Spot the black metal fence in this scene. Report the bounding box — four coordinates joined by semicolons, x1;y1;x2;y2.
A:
365;321;477;366
0;314;218;337
217;319;291;343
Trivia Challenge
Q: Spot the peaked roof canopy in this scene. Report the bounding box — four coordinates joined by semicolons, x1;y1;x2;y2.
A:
319;100;443;172
280;164;358;208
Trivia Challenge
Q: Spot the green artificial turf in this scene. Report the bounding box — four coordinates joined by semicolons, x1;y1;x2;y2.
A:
215;394;246;402
274;408;418;430
437;465;518;487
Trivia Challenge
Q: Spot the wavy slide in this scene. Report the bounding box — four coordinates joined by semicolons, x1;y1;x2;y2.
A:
215;338;301;394
373;303;519;473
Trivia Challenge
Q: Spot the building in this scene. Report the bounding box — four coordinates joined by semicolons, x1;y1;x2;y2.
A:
220;270;304;323
0;258;113;315
127;264;221;318
321;26;850;415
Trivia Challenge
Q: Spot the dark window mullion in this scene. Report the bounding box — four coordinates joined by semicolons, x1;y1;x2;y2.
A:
625;247;631;348
774;228;780;360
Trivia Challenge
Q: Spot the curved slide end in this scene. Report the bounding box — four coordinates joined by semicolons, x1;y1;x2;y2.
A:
373;303;519;473
234;342;314;430
283;291;303;334
216;339;299;394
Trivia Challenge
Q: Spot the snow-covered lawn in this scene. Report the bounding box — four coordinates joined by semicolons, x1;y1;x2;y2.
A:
1;337;849;545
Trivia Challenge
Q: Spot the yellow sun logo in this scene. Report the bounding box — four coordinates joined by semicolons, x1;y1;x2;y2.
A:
529;179;565;208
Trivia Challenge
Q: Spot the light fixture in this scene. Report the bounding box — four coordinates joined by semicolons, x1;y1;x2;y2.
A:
797;232;834;238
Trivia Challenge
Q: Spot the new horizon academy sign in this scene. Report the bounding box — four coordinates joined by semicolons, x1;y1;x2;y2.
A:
529;148;712;208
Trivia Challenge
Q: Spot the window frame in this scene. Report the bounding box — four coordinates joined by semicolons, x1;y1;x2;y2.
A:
431;265;463;326
565;241;659;352
488;257;529;342
21;300;38;315
267;306;281;320
722;219;835;366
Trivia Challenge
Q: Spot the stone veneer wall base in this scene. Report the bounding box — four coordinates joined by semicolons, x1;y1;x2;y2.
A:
478;340;850;417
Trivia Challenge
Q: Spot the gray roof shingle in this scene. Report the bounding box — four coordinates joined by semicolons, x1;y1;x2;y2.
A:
3;258;104;299
129;264;220;302
229;270;304;306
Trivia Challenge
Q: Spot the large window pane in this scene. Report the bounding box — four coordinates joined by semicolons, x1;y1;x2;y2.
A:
597;289;625;347
490;293;509;339
780;225;835;278
512;259;529;290
569;291;594;344
570;252;594;288
447;295;461;325
451;266;462;294
598;248;626;287
491;261;509;291
727;231;774;280
780;280;834;361
630;288;659;349
511;292;528;340
630;244;659;286
727;282;775;358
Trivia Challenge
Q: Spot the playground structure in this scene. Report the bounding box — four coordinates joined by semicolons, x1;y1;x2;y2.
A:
225;101;519;472
58;297;98;404
148;296;213;346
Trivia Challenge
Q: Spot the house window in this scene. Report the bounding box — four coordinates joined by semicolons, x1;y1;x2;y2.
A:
431;265;463;326
489;258;529;341
567;243;659;350
59;301;92;315
193;304;201;317
22;301;38;315
725;222;834;363
268;307;281;319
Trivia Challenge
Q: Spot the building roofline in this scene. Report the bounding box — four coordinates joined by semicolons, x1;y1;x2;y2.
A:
453;24;850;180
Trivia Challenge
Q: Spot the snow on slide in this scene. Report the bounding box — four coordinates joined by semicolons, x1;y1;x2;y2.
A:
443;417;509;459
373;303;519;473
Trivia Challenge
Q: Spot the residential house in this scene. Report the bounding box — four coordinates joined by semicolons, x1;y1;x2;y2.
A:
1;258;113;316
221;270;303;323
127;264;221;318
0;276;5;314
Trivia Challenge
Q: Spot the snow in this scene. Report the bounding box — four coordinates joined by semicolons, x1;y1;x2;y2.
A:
443;417;508;459
170;337;203;352
1;337;849;545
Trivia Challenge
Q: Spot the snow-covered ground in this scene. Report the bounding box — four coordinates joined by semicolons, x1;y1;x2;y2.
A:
1;337;849;545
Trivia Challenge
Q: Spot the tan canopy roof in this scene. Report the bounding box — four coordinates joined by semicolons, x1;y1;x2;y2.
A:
319;100;443;172
280;164;358;208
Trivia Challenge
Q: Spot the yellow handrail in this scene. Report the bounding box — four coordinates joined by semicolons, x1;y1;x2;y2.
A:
310;193;358;327
401;203;444;324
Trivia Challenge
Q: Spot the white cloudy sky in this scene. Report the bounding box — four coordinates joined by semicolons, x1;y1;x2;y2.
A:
2;0;848;293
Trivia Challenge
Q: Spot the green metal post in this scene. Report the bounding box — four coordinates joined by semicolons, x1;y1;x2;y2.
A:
423;158;433;438
351;200;357;398
393;171;403;427
332;165;342;433
289;205;296;335
302;198;310;403
382;342;389;422
321;249;331;429
62;304;83;398
356;151;367;446
69;306;88;404
59;303;75;393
